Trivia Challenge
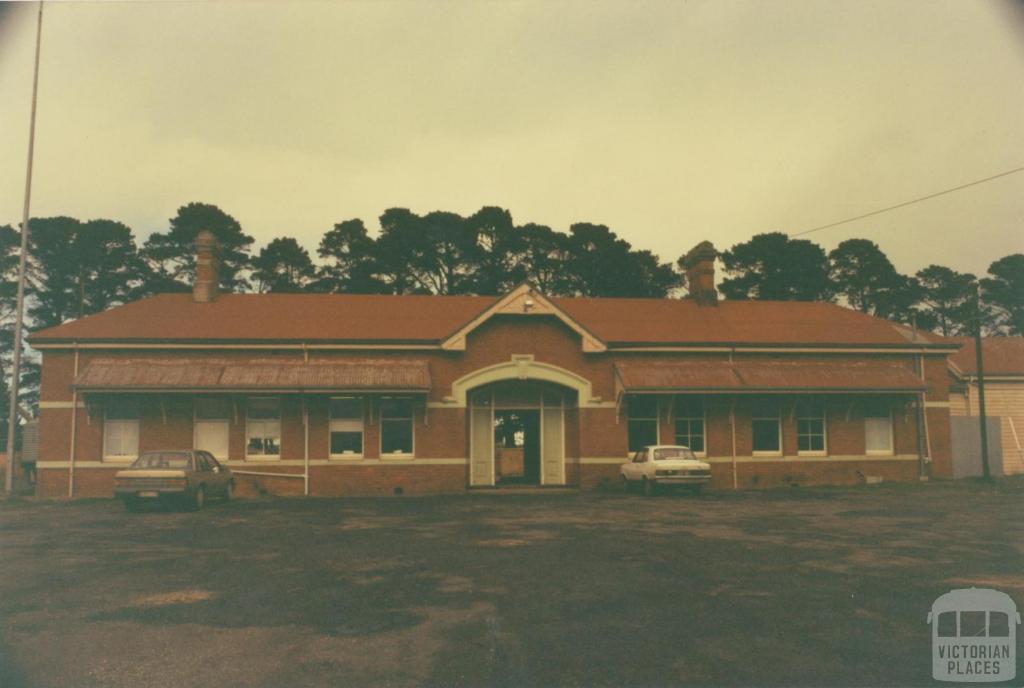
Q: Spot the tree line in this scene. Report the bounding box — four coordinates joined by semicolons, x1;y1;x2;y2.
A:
1;201;1022;419
0;198;1019;427
3;201;1022;335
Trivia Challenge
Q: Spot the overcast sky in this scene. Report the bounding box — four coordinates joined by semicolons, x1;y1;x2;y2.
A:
0;0;1021;278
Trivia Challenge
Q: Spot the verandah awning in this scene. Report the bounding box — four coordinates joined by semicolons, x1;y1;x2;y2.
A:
614;360;926;393
73;359;431;392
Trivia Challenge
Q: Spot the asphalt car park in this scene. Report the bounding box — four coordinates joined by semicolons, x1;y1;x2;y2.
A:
1;479;1022;687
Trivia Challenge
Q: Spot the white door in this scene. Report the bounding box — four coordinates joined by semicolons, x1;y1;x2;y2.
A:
541;405;564;485
195;420;229;461
469;396;494;486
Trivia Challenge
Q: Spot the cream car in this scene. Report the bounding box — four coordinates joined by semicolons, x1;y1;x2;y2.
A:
620;445;712;496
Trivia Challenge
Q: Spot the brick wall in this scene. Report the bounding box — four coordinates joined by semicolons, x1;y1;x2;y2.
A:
34;319;955;497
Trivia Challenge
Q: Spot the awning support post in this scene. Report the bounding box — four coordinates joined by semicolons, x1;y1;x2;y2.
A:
302;395;309;496
67;344;79;498
729;397;738;490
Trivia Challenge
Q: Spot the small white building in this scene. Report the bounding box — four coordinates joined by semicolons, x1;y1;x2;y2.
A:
949;337;1024;475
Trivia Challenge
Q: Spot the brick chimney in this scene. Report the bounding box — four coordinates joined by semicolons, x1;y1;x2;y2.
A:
193;230;219;303
682;240;718;306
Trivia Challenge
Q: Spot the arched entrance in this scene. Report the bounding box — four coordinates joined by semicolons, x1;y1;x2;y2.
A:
468;380;575;487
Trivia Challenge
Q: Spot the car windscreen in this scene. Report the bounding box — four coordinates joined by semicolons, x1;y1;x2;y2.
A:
132;452;192;469
653;448;697;461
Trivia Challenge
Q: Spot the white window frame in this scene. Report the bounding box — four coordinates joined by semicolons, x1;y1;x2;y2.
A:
246;397;282;461
865;407;895;456
796;400;828;457
329;396;364;459
193;397;230;461
673;396;706;457
379;396;414;458
627;395;660;454
103;399;140;462
751;399;782;457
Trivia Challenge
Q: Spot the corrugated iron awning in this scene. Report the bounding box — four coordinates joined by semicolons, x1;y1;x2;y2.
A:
615;360;926;393
73;359;431;392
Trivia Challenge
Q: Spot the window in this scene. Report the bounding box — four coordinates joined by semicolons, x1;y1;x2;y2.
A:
330;397;364;457
751;398;781;454
990;611;1010;637
673;396;705;454
246;398;281;458
380;397;414;455
796;400;826;454
627;396;659;453
104;398;139;460
194;397;230;460
937;611;957;638
936;610;1011;638
864;400;893;455
959;611;987;637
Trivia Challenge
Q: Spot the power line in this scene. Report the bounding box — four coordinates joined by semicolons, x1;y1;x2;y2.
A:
789;165;1024;238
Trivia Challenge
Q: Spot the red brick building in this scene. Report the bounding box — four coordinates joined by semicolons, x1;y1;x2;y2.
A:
29;237;958;498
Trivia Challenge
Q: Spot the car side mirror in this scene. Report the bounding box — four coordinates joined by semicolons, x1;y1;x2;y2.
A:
212;467;220;474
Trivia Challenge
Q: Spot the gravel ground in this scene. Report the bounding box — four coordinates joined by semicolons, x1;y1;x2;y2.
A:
1;478;1022;687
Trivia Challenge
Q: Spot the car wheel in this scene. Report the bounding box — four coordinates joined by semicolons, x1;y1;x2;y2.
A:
642;478;655;496
190;487;205;511
223;481;233;502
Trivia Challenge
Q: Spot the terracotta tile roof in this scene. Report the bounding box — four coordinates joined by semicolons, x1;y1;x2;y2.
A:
73;358;431;391
949;337;1024;376
29;292;953;349
615;360;926;392
31;293;494;344
554;298;941;348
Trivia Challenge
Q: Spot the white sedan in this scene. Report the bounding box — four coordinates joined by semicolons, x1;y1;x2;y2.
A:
621;445;712;496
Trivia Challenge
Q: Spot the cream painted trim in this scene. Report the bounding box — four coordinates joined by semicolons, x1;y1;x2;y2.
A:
425;399;618;410
314;458;466;466
924;401;951;408
247;459;327;466
32;342;441;351
38;458;469;469
613;346;957;355
703;454;919;463
577;454;920;466
78;388;430;395
39;400;85;409
617;388;924;395
446;355;601;407
440;283;607;353
33;342;956;355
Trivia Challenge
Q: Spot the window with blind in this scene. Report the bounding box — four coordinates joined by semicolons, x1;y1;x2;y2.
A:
330;397;364;457
864;400;893;455
194;397;230;460
104;398;140;460
380;397;414;455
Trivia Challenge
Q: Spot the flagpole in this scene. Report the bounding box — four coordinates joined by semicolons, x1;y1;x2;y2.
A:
5;1;44;495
